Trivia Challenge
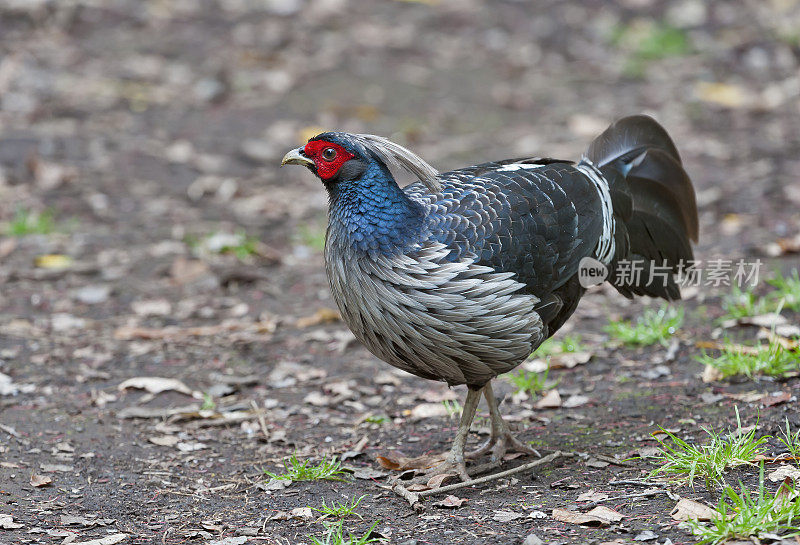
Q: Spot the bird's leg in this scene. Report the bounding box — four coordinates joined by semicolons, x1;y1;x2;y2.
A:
414;386;482;483
466;381;540;462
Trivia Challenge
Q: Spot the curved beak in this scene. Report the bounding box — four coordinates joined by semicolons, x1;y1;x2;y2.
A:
281;148;314;168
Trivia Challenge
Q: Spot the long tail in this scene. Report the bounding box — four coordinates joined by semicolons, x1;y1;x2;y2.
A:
585;115;699;300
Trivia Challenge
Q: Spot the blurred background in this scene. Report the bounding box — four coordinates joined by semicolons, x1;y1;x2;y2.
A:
1;1;800;542
1;0;798;272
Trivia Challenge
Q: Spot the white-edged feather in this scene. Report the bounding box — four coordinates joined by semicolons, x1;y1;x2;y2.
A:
576;159;616;265
351;134;442;194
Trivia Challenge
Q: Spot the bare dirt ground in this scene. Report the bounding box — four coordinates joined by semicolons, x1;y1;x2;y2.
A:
1;1;800;544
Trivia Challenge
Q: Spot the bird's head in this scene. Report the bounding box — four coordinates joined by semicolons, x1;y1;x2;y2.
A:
281;132;441;194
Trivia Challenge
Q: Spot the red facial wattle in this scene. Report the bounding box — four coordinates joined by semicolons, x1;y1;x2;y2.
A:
303;140;354;180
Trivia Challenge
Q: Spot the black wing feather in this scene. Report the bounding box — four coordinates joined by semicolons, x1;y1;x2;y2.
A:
405;159;604;334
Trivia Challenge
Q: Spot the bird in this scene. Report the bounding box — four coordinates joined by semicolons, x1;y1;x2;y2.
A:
281;115;698;482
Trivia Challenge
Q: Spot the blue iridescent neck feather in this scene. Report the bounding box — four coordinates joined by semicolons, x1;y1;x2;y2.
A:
326;160;425;256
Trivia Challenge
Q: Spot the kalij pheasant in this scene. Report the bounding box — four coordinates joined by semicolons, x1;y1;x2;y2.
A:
282;116;698;481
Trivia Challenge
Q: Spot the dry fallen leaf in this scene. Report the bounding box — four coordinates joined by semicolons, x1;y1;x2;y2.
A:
296;307;341;328
40;464;73;473
290;507;313;521
169;257;209;284
303;391;331;407
409;402;449;419
117;377;195;397
434;495;468;508
637;446;661;458
760;329;800;349
695;81;750;109
34;254;73;269
722;391;765;403
718;313;789;330
552;506;623;526
0;514;23;529
670;498;718;521
762;391;792;407
259;478;291;491
535;389;561;409
577;489;610;502
351;467;387;480
61;515;99;526
768;465;800;483
493;510;524;522
176;441;208;452
0;238;16;259
114;319;276;341
775;477;800;507
148;435;179;447
426;473;456;489
30;473;52;487
207;537;247;545
764;234;800;257
550;351;592;369
563;394;590;408
419;388;459;402
701;364;724;383
376;452;445;471
131;299;172;316
70;534;128;545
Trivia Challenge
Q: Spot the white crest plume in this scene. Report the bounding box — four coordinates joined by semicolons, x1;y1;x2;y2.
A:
351;133;441;194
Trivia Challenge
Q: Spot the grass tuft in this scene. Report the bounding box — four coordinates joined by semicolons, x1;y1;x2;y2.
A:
609;20;691;77
768;269;800;312
696;339;800;379
312;495;367;520
508;367;556;398
778;419;800;460
534;335;586;357
187;230;260;260
721;284;772;321
362;414;389;425
310;520;380;545
200;393;216;411
605;305;683;347
441;399;462;420
264;454;348;482
688;465;800;544
650;408;769;487
4;208;56;236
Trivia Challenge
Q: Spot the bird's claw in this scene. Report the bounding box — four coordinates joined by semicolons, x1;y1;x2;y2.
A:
467;431;540;462
411;454;471;485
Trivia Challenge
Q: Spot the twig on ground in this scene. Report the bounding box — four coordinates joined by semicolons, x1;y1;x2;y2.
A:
608;479;659;487
593;453;634;467
391;451;571;508
391;481;423;510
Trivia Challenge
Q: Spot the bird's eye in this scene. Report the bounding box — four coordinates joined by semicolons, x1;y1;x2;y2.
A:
322;147;337;161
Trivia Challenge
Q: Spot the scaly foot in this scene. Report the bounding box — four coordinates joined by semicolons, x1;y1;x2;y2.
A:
410;453;471;484
467;430;540;462
467;382;541;462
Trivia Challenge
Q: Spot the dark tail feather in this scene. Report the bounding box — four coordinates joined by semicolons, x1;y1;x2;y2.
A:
586;115;699;300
